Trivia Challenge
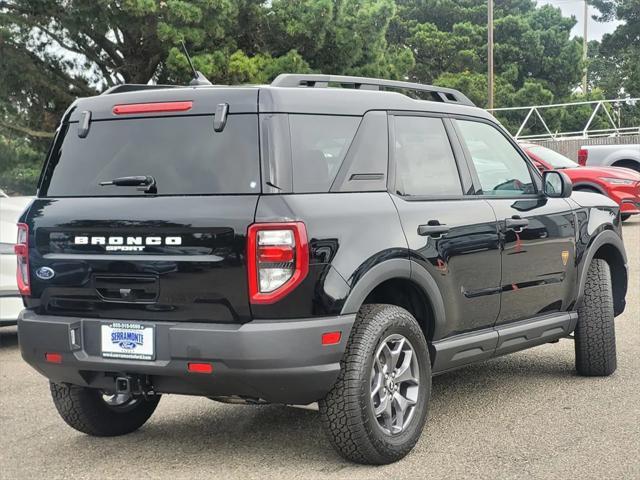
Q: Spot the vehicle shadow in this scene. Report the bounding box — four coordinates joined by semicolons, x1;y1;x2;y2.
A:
55;345;580;474
0;326;18;348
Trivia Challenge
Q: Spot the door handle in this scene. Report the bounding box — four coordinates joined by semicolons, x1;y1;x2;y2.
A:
505;216;529;232
418;222;450;237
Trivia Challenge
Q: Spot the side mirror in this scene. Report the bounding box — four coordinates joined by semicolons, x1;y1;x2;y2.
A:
543;170;572;198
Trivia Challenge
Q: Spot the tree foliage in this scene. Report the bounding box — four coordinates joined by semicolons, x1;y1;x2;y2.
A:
0;0;628;194
589;0;640;97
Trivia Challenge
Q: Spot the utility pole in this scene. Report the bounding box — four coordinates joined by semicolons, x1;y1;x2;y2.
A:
582;0;588;94
488;0;494;109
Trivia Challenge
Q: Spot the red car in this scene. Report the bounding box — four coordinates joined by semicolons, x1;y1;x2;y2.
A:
520;142;640;221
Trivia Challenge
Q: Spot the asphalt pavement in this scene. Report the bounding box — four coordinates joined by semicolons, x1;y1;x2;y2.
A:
1;218;638;480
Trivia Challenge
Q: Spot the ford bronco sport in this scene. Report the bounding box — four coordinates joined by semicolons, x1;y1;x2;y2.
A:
17;74;628;464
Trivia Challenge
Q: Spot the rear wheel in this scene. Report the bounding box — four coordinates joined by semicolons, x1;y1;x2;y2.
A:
50;382;160;436
621;214;631;222
575;259;617;376
319;304;430;465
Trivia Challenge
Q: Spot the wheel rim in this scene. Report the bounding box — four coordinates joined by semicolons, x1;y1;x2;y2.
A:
370;333;420;435
102;392;139;410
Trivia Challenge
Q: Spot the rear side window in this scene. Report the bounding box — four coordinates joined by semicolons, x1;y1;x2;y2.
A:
393;116;462;196
289;115;360;193
41;115;260;196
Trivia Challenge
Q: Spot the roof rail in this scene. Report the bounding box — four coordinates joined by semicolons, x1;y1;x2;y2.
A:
101;84;180;95
270;74;475;107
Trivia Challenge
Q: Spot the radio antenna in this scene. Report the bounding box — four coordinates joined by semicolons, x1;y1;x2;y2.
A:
180;41;212;86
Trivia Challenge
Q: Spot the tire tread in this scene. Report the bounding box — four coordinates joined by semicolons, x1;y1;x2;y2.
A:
50;382;160;436
575;258;617;376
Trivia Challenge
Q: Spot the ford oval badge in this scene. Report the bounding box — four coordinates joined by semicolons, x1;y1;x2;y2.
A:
35;266;55;280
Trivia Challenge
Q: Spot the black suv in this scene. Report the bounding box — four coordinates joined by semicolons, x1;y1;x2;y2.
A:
17;74;628;464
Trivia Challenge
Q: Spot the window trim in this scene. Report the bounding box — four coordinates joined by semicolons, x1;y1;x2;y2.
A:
450;115;544;199
387;111;472;201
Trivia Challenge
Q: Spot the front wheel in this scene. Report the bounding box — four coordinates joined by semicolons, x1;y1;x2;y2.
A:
319;304;431;465
621;214;631;222
50;382;161;436
575;259;617;376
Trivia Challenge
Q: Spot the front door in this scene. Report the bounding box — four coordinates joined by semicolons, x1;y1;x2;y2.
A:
453;118;577;325
389;114;501;338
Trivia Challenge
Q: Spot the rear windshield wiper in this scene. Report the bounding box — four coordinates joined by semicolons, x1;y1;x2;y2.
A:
99;175;157;194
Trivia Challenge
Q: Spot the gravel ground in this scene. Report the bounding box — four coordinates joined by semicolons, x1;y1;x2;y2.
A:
1;218;638;480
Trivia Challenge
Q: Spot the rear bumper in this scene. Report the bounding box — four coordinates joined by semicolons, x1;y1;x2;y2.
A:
18;311;355;404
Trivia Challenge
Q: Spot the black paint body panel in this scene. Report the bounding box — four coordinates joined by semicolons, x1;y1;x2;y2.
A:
22;196;258;323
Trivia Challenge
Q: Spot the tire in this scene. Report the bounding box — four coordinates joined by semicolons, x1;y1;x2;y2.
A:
575;259;617;376
319;304;431;465
50;382;161;436
621;214;631;222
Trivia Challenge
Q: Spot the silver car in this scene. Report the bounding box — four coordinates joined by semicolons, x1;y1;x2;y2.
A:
0;190;32;325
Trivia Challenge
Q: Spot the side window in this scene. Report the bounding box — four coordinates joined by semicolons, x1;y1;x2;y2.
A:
393;116;462;196
289;114;360;193
455;120;536;196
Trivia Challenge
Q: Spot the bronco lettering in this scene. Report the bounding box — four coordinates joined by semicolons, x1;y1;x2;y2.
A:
73;236;182;248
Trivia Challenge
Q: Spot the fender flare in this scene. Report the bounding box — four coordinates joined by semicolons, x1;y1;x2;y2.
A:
608;154;640;168
576;229;628;313
340;258;447;340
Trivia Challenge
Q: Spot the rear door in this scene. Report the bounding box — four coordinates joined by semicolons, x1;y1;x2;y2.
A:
24;93;261;324
389;114;501;338
453;118;577;325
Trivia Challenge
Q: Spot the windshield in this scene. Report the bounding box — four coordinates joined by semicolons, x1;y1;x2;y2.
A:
527;145;577;169
40;114;260;197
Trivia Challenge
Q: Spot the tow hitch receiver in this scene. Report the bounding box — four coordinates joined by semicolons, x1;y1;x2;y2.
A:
115;376;131;394
114;375;155;398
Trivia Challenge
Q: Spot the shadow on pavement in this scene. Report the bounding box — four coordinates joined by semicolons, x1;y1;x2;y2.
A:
47;346;579;471
0;326;18;348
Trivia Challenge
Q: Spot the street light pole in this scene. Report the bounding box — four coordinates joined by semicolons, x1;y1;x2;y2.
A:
488;0;494;109
582;0;588;94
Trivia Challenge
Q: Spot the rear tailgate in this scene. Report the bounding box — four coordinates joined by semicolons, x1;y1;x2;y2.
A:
22;88;260;324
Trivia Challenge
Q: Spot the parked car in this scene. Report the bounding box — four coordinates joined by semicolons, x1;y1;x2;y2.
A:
578;144;640;172
0;192;33;325
521;142;640;221
17;74;627;465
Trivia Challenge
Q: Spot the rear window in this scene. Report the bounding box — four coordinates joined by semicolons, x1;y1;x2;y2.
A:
289;115;360;192
41;115;260;196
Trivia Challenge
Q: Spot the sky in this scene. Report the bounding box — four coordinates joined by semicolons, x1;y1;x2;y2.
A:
539;0;622;41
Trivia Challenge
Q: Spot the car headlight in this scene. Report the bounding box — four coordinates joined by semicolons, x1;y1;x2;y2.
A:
599;177;635;185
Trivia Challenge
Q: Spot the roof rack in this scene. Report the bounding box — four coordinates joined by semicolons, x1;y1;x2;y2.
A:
101;84;180;95
270;74;475;107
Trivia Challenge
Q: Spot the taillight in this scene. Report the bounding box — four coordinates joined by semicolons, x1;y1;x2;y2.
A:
577;148;588;166
14;223;30;296
247;222;309;304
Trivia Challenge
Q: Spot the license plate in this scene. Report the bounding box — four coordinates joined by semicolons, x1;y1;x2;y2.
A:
101;322;155;360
